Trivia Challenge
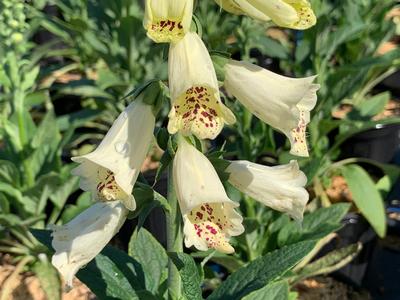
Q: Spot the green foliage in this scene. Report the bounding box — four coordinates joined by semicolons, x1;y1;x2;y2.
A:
129;228;168;295
170;253;203;300
242;281;289;300
207;240;316;300
342;164;387;237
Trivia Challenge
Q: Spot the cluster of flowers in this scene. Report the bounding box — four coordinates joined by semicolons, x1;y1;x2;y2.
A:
51;0;319;289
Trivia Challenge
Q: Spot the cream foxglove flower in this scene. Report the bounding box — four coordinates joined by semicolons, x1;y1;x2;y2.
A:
224;60;320;157
226;160;308;221
214;0;316;30
144;0;194;43
51;201;128;289
173;138;244;253
168;32;236;140
71;98;155;210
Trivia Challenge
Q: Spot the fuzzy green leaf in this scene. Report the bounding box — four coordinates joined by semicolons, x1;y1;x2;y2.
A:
207;240;315;300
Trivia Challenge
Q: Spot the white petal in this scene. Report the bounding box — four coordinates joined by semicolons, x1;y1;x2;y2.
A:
72;98;155;210
173;138;244;253
143;0;193;43
224;60;319;157
214;0;271;22
168;32;235;140
227;160;308;221
51;201;128;288
173;137;233;215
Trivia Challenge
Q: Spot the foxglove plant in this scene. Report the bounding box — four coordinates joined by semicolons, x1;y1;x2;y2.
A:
50;0;320;297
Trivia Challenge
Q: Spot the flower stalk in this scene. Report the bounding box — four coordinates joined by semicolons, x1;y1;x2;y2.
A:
166;163;183;299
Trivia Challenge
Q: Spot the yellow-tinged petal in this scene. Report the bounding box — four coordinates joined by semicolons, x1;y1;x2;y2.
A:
168;32;235;140
227;160;308;221
144;0;193;43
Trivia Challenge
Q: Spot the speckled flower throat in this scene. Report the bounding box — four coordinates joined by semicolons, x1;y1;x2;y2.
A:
96;168;126;201
148;18;185;43
169;86;224;139
187;202;235;253
287;1;316;29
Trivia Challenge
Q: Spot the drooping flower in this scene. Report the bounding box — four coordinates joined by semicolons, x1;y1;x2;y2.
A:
51;201;128;289
144;0;194;43
226;160;308;221
214;0;316;30
168;32;236;140
173;137;244;253
223;59;320;157
71;97;156;210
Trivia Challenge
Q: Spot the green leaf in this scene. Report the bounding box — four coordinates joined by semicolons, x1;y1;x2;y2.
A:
207;240;315;300
342;165;386;237
357;92;390;118
291;243;362;283
128;228;168;294
278;204;350;247
49;176;79;209
169;252;203;300
0;160;20;186
242;281;289;300
32;256;62;300
21;66;40;91
31;111;60;149
348;92;390;120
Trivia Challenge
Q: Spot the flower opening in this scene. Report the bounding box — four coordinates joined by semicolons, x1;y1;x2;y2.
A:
144;0;193;43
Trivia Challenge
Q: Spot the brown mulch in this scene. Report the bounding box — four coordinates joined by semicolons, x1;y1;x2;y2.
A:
325;176;353;204
0;255;95;300
296;276;371;300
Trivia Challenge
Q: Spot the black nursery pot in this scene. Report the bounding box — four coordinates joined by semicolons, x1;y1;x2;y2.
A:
340;123;400;164
319;213;378;288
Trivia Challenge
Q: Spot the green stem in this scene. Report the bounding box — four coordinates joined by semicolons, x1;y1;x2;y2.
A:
166;163;183;300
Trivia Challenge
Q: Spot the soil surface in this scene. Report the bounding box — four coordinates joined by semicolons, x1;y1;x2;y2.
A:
0;255;95;300
296;276;371;300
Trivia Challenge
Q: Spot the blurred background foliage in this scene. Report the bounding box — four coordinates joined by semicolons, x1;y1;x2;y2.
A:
0;0;399;299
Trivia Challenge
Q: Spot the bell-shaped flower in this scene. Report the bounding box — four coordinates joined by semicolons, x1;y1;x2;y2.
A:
173;137;244;253
223;60;320;157
51;201;128;289
144;0;194;43
71;98;156;210
226;160;308;222
168;32;236;140
214;0;316;30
